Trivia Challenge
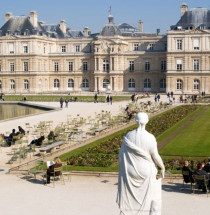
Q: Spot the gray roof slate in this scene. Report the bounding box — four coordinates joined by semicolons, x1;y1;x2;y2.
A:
171;7;210;30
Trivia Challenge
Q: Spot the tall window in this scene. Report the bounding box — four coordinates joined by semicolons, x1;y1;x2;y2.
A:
128;79;135;89
145;61;150;72
61;46;66;52
193;79;200;90
160;78;166;89
24;79;29;89
177;39;182;50
194;59;199;70
176;79;182;90
9;43;14;53
103;60;109;72
177;59;182;70
54;62;59;72
10;62;14;72
76;45;80;52
134;44;139;51
24;62;28;72
10;79;15;89
82;79;89;88
54;79;60;88
0;63;1;72
144;79;151;89
193;39;199;50
149;43;154;50
68;79;74;88
83;61;88;72
129;61;134;71
0;80;2;89
103;79;110;88
23;44;28;53
69;62;73;71
161;60;166;71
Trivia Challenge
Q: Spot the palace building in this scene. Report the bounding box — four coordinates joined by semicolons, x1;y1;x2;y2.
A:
0;4;209;94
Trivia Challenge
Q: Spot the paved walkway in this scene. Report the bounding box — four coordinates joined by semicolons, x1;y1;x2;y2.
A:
0;171;209;215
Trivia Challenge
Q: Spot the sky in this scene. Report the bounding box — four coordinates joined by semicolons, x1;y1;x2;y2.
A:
0;0;209;35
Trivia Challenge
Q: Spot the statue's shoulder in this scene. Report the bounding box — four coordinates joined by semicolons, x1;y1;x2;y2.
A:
145;130;156;142
125;130;136;140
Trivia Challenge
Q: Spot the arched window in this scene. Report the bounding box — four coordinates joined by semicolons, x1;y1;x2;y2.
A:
24;79;29;90
0;80;2;89
193;79;200;90
144;78;151;90
54;79;60;88
10;79;15;89
160;78;166;90
82;79;89;88
103;79;110;88
68;79;74;88
128;79;135;89
176;79;182;90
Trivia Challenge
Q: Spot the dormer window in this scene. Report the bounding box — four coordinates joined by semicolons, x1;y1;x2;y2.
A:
149;43;154;51
24;29;29;35
177;26;182;30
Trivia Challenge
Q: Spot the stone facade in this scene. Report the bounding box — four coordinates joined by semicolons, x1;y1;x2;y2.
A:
0;4;209;94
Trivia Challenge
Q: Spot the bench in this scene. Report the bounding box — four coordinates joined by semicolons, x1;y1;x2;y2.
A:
39;141;64;154
95;126;109;134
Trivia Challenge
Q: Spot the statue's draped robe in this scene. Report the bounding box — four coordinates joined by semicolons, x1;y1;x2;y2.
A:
117;134;162;215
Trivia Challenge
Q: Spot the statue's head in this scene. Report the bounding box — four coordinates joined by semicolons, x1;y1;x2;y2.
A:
135;112;149;125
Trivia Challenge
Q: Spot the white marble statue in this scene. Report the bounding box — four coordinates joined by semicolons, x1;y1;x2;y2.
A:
117;112;165;215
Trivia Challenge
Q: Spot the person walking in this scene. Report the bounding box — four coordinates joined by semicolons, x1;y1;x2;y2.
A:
60;97;64;108
110;95;112;105
65;98;69;108
94;93;98;103
106;94;110;104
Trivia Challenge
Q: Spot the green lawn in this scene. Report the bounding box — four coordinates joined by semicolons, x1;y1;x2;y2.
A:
160;106;210;156
4;95;130;102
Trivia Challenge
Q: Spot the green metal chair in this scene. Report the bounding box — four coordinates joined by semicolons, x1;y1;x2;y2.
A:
28;160;44;179
193;174;209;197
48;167;65;187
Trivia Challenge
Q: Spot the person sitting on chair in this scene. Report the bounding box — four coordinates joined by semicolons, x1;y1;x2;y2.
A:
28;132;45;147
182;160;194;183
194;163;210;191
204;157;210;173
47;131;57;141
46;157;62;184
4;129;17;147
16;126;25;136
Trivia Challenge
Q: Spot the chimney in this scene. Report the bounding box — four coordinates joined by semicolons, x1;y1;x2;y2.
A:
180;3;188;17
5;12;13;22
138;20;143;32
83;27;90;37
60;20;66;34
30;11;38;28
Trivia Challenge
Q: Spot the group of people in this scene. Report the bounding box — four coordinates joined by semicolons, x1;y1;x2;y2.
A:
182;159;210;191
106;94;112;105
28;130;58;148
4;126;25;146
60;97;77;108
167;92;175;105
154;94;161;102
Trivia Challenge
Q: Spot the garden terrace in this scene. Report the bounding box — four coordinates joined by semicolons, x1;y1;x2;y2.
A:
59;105;201;172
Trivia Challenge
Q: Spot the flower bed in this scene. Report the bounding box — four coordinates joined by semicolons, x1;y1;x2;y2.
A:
66;105;200;168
